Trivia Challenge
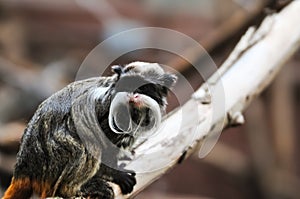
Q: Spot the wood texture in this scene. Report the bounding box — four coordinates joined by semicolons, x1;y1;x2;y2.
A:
113;2;300;198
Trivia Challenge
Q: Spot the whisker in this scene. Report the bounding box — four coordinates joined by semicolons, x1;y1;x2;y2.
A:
133;114;145;136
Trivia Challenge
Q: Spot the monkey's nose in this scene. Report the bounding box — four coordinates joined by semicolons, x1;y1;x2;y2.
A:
129;94;142;107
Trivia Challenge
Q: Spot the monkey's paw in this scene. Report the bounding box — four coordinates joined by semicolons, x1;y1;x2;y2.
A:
113;170;136;195
80;178;114;199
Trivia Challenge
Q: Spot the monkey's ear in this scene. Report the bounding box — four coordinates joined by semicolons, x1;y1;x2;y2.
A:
112;65;124;79
160;74;177;89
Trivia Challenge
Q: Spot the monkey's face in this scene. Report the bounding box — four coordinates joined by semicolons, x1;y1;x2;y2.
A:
108;62;176;140
109;91;161;136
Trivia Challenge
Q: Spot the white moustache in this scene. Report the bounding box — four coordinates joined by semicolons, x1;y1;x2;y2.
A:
109;92;161;137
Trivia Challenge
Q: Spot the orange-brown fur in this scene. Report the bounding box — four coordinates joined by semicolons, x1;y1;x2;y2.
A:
32;180;52;198
3;178;51;199
2;178;32;199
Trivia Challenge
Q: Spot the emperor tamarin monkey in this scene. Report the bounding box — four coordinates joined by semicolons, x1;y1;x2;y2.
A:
3;62;177;199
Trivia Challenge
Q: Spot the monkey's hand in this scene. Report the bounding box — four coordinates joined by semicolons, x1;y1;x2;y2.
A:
98;163;136;195
113;163;136;195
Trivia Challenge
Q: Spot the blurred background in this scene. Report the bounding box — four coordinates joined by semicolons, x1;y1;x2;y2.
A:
0;0;299;198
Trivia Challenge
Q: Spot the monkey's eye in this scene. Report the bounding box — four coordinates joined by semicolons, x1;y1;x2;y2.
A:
137;83;156;93
135;83;163;105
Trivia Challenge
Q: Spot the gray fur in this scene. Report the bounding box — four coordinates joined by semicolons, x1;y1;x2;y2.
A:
6;62;176;199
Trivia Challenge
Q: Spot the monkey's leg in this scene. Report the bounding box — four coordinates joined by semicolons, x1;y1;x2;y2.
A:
49;145;100;198
80;177;114;199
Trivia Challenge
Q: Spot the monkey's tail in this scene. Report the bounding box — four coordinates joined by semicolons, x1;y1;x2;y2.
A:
2;177;32;199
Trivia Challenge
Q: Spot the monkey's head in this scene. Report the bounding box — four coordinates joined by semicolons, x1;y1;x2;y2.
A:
108;62;177;140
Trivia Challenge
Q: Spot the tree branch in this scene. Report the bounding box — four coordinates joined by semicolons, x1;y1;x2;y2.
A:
113;1;300;198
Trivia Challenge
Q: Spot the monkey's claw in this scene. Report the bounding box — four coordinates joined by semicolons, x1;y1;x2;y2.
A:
113;171;136;195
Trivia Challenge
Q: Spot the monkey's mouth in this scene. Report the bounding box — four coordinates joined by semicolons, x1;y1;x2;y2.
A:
111;107;153;130
109;92;161;137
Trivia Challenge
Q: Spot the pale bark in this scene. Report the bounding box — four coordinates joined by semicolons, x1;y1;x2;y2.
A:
114;1;300;198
